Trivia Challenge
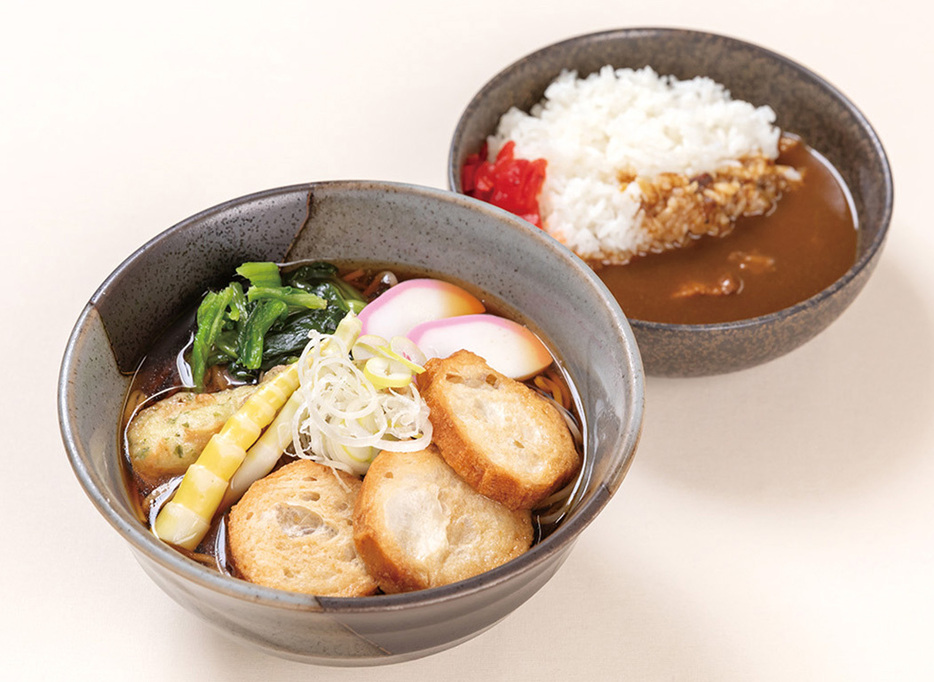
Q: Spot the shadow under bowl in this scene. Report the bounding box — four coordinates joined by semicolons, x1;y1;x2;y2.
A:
58;181;644;664
448;27;893;376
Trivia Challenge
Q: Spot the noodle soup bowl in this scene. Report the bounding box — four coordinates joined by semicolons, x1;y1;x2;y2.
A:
449;28;893;376
58;181;644;665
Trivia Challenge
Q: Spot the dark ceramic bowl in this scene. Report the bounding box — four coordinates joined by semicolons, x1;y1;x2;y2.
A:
448;28;893;376
58;181;643;665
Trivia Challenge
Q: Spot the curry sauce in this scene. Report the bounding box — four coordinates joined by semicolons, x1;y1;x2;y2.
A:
597;139;858;324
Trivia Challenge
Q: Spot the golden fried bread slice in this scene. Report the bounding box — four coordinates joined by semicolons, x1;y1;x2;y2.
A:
353;446;533;594
126;384;255;482
421;350;580;510
228;460;378;597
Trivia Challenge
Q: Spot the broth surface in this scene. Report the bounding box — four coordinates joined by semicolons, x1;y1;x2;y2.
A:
597;140;858;324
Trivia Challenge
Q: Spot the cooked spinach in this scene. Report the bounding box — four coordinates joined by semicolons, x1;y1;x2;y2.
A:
285;263;367;315
189;261;366;389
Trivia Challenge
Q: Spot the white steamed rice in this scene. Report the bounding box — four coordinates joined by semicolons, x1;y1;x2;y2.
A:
486;65;783;262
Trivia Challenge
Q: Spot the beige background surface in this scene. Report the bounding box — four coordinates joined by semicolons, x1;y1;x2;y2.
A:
3;1;931;679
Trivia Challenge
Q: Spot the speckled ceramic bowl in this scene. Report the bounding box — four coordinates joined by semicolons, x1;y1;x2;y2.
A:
448;28;893;376
58;181;643;665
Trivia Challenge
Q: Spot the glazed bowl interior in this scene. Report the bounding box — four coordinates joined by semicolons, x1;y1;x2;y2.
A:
449;28;893;376
58;181;644;665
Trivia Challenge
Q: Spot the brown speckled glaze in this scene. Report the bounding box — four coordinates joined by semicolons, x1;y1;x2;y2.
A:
58;181;644;664
449;28;893;376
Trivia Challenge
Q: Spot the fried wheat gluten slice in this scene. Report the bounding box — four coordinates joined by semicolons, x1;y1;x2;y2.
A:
421;350;580;510
228;460;378;597
353;446;533;594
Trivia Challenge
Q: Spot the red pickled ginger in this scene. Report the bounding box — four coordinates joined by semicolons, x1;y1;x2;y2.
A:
461;141;547;228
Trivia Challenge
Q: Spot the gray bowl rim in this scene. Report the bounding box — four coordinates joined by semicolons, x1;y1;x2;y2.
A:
58;179;644;614
447;26;894;333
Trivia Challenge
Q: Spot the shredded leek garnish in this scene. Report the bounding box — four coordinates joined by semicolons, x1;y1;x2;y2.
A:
291;313;432;476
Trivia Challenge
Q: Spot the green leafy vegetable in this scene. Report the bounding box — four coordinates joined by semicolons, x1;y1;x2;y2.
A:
227;282;248;322
285;264;367;314
237;299;289;370
235;262;282;288
261;309;342;367
188;261;366;390
246;286;326;309
190;287;234;391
